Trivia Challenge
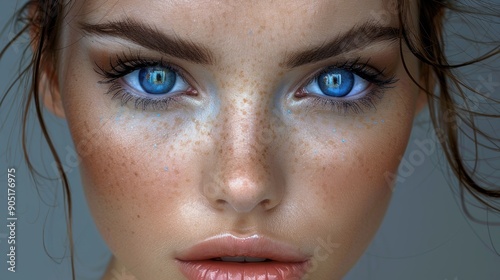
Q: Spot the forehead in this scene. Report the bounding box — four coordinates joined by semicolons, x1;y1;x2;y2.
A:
72;0;400;51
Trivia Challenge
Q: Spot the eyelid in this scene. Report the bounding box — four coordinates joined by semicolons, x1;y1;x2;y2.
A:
295;58;394;94
94;53;201;111
292;58;398;114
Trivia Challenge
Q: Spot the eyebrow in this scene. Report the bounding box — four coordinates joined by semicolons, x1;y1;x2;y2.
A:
283;22;401;68
79;18;215;64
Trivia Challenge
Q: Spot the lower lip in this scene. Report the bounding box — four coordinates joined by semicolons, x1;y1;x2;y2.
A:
176;260;310;280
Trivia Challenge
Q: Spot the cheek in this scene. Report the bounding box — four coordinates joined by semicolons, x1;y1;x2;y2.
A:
281;93;416;273
307;121;407;227
67;114;208;259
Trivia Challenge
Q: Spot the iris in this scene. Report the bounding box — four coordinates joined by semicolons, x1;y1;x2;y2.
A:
138;67;176;94
318;69;355;97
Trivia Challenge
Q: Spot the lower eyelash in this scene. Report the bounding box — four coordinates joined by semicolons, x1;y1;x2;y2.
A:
104;81;180;111
307;87;386;115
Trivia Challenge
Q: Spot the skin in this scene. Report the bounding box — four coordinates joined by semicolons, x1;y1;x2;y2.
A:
42;0;424;279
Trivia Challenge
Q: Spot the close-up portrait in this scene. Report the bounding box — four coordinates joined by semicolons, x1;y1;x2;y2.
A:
0;0;499;279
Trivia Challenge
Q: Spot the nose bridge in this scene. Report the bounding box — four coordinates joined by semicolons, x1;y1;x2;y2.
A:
204;84;283;213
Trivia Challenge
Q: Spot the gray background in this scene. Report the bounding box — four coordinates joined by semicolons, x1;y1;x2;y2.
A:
0;0;499;279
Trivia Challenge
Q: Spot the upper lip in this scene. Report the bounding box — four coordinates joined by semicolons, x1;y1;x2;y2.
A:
176;234;310;262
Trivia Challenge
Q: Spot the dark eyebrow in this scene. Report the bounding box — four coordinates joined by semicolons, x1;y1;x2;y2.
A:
79;18;215;64
283;22;401;68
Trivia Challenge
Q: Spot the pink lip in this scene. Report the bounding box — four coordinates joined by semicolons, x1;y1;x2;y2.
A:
175;234;311;280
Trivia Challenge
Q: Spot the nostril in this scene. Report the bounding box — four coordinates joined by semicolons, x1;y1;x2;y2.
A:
208;199;228;211
215;199;226;205
260;199;272;209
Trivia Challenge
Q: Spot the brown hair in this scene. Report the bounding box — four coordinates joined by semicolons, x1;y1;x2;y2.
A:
1;0;499;278
399;0;500;212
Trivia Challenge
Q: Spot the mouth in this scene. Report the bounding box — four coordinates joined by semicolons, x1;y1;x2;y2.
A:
211;256;271;262
175;234;311;280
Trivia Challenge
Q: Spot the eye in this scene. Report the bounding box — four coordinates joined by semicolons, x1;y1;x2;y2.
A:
122;66;190;96
303;68;370;98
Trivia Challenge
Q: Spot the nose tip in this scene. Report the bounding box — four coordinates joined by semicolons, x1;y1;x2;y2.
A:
202;167;283;213
221;177;279;213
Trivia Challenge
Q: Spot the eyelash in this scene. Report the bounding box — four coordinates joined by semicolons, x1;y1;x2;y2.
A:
95;55;397;113
297;58;397;114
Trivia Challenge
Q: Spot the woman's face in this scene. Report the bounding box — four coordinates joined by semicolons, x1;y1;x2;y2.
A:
50;0;421;279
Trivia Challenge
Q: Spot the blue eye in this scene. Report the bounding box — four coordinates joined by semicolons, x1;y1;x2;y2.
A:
304;68;370;99
122;66;189;96
318;69;354;97
138;67;176;94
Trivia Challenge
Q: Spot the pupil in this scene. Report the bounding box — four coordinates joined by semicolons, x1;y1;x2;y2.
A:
154;72;164;84
139;67;176;94
323;74;342;89
318;69;354;97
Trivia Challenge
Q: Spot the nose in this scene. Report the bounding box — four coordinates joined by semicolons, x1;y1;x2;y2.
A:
201;102;285;213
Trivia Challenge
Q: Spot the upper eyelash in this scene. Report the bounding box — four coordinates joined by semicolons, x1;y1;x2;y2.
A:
94;53;183;82
309;58;396;88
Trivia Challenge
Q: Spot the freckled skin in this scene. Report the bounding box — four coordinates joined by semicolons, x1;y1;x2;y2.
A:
52;0;421;279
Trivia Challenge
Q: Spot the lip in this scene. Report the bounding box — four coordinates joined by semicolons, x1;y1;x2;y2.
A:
176;234;311;280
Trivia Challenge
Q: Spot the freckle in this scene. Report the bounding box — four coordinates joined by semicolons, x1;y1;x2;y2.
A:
137;214;140;218
134;171;138;177
174;117;182;126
